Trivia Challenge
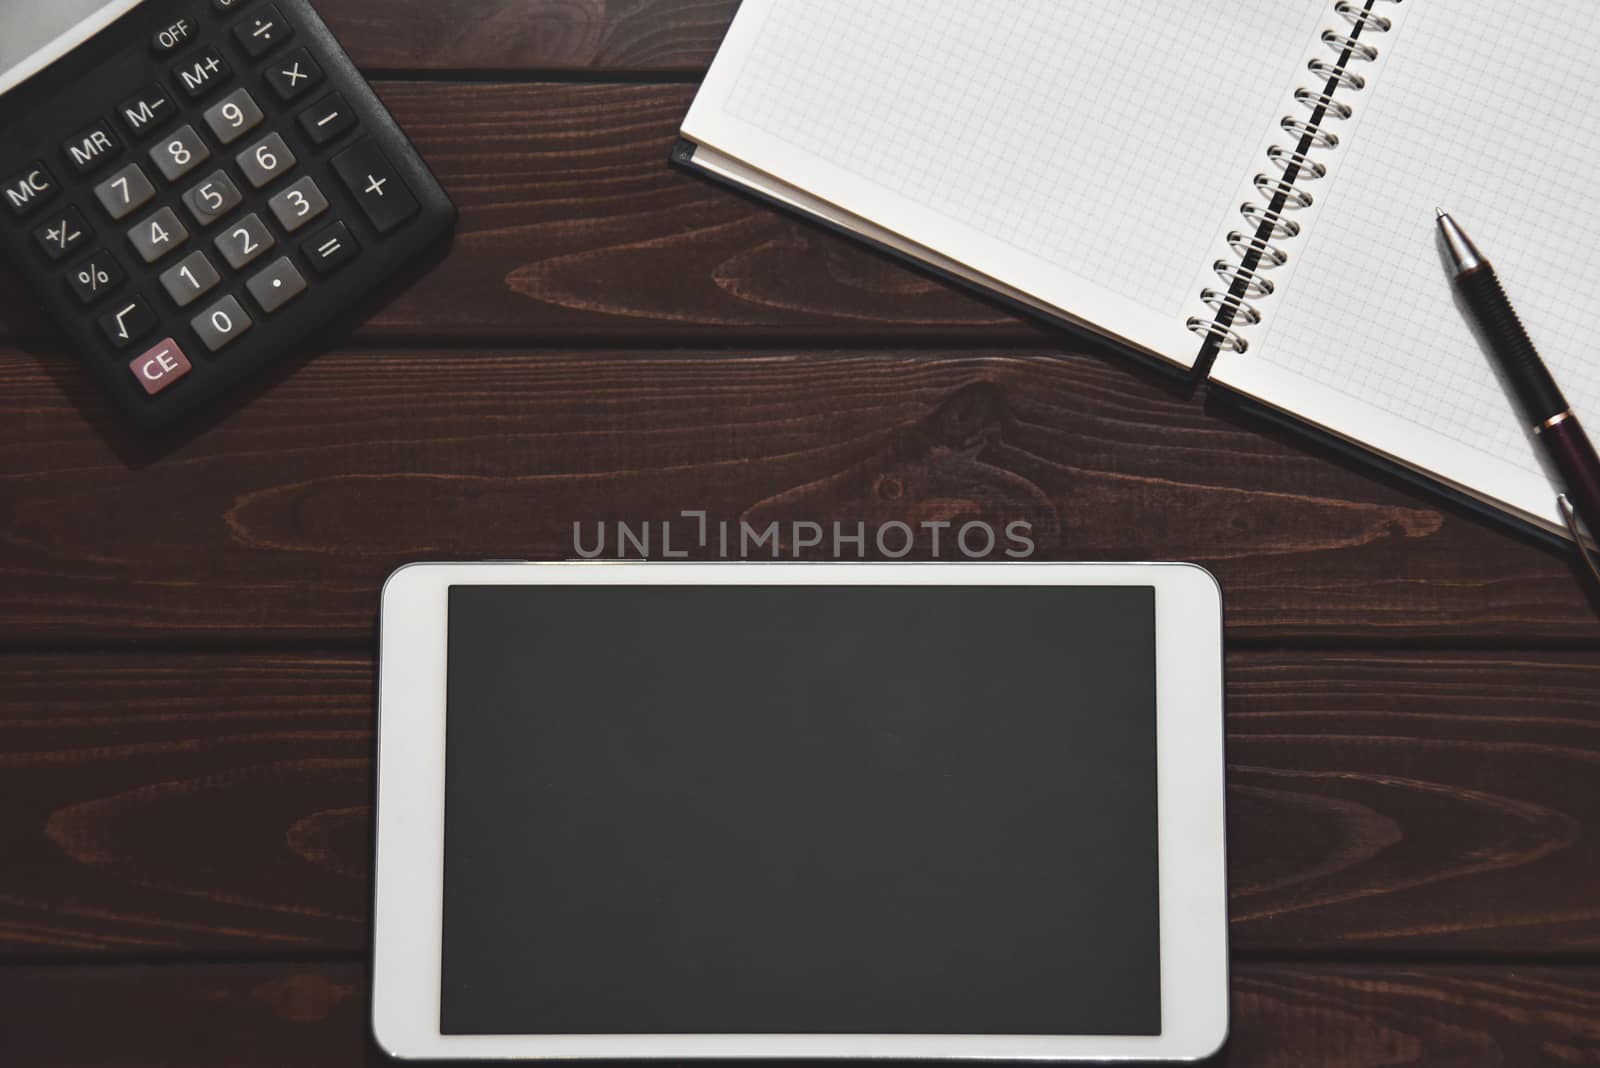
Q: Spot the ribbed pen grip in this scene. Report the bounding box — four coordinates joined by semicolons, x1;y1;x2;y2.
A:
1455;266;1568;422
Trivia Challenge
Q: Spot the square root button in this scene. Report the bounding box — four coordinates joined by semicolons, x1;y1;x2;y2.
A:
128;337;192;395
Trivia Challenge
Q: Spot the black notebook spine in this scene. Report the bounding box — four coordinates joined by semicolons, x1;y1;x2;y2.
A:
1188;0;1400;374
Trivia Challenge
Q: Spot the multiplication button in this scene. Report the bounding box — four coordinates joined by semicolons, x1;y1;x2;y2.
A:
332;140;418;233
265;47;322;102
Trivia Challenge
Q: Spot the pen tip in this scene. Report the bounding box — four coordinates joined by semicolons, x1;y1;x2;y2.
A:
1436;206;1448;220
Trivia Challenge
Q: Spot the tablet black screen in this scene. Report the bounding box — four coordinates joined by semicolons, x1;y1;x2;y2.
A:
442;584;1159;1036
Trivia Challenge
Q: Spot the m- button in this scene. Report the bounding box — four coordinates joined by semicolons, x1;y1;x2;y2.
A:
332;140;417;233
128;337;193;396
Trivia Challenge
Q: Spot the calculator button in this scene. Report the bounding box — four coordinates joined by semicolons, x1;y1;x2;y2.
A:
62;121;123;175
94;164;157;221
152;16;197;54
246;256;306;314
159;250;223;308
116;85;176;138
129;338;193;395
213;0;251;10
333;141;418;234
236;132;296;188
33;207;92;261
213;211;276;269
267;176;328;232
299;93;357;146
128;206;190;263
3;162;57;216
66;250;125;305
264;48;322;102
202;88;265;145
302;220;358;274
182;170;244;226
149;125;212;183
173;46;231;99
192;295;253;351
99;294;157;348
234;4;292;57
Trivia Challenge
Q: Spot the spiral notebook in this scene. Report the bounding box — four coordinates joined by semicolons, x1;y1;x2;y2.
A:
677;0;1600;541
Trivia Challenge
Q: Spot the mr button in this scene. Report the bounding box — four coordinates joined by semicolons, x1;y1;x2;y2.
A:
332;140;417;233
128;337;193;396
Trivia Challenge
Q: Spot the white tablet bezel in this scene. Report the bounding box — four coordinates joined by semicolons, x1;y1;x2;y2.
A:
373;562;1228;1061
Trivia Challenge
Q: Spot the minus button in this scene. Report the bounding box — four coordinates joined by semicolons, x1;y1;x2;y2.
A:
299;92;357;146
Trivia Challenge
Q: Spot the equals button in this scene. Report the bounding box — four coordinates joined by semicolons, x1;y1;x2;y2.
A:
298;92;357;146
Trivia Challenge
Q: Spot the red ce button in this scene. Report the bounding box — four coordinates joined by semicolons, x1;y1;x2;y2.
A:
128;338;192;396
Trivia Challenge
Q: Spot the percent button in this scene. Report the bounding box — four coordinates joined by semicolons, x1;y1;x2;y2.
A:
67;250;126;305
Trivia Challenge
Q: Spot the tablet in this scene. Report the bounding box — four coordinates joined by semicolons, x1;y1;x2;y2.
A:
373;562;1227;1061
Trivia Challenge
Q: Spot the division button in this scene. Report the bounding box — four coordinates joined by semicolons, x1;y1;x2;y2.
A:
245;256;307;314
33;205;92;261
234;4;293;57
99;294;157;348
66;250;125;305
128;337;193;395
332;140;418;233
3;161;57;216
302;219;358;274
191;294;253;352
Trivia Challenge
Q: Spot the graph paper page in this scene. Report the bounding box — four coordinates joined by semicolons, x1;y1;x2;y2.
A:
1213;0;1600;532
683;0;1330;367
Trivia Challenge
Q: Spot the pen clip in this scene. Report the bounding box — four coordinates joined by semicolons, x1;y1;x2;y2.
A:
1557;494;1600;585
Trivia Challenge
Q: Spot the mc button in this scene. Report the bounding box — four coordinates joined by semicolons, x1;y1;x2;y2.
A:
3;162;57;217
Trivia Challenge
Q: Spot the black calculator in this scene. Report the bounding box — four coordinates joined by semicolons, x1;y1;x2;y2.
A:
0;0;456;431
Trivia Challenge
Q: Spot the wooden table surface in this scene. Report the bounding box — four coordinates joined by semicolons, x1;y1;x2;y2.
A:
5;2;1600;1064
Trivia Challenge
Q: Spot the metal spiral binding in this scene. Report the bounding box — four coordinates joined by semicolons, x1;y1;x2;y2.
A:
1188;0;1399;354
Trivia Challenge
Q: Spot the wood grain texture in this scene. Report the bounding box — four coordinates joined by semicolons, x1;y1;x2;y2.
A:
4;347;1594;642
6;651;1600;957
0;84;1036;344
6;960;1600;1066
325;0;736;72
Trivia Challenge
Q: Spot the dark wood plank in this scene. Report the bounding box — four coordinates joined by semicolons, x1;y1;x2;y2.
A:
6;651;1600;957
3;347;1595;642
6;959;1600;1066
3;347;1594;642
325;0;736;72
0;84;1034;344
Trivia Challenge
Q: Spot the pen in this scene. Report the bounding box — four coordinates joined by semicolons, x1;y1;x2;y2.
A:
1436;208;1600;580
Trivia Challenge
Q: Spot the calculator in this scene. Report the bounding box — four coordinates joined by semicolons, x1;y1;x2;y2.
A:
0;0;456;431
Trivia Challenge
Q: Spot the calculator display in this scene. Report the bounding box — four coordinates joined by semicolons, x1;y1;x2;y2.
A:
0;2;145;94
